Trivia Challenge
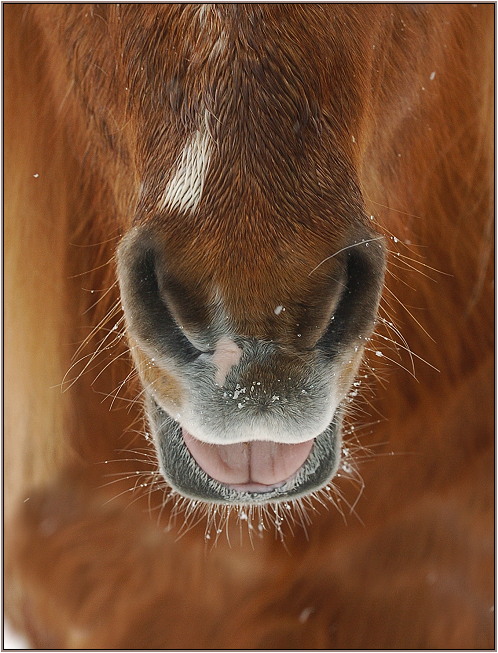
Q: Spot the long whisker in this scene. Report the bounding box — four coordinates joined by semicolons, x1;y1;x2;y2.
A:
382;285;436;343
308;237;384;276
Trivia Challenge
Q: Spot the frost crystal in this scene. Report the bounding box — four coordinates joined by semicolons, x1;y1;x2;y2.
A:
298;606;314;623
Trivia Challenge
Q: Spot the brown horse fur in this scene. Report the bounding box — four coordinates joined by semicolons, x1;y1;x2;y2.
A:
4;4;494;649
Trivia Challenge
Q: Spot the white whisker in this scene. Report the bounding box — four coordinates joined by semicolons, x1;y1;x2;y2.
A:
308;237;384;276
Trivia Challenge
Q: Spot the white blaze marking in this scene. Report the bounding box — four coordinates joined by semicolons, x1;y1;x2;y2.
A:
161;130;210;213
212;337;243;386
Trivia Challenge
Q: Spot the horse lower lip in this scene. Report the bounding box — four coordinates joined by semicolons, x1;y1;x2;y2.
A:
182;428;315;487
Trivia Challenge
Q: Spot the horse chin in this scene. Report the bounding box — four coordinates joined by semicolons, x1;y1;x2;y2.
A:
145;395;343;505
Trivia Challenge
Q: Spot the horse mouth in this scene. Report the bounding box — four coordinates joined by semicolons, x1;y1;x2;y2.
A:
146;397;342;504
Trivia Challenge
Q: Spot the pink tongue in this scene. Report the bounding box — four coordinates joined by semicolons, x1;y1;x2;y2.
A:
182;429;314;491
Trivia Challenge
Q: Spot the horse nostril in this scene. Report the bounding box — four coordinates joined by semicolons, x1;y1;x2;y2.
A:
117;229;202;363
318;232;386;357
